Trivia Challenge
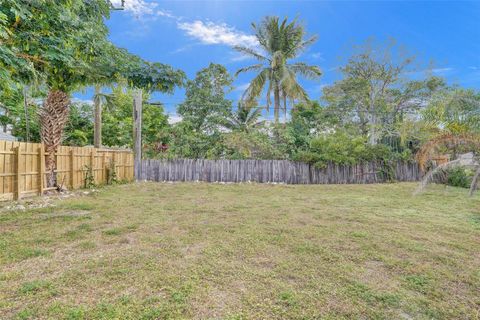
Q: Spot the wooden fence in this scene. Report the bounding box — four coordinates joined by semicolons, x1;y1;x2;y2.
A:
139;159;422;184
0;140;134;201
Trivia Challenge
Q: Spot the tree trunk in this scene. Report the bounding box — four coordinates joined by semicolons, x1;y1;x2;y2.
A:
39;90;70;187
469;166;480;197
23;86;30;142
368;89;377;145
93;85;102;148
274;86;280;124
368;114;377;145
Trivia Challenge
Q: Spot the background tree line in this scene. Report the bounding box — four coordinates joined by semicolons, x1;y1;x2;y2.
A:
1;8;479;176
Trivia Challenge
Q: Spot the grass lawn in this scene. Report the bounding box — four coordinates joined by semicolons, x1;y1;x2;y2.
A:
1;182;479;319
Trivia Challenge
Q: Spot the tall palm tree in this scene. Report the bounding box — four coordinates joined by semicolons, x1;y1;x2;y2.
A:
224;104;265;133
235;16;321;123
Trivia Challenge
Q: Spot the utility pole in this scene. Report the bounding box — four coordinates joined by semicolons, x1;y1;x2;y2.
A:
23;86;30;142
133;89;142;181
93;85;102;148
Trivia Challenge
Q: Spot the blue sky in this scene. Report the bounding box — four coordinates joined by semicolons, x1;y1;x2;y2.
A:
79;0;480;119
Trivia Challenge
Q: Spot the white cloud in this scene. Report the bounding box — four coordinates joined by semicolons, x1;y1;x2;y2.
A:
110;0;158;16
168;114;182;124
230;53;254;62
177;20;258;48
311;52;324;60
113;4;257;50
431;67;453;74
234;83;251;92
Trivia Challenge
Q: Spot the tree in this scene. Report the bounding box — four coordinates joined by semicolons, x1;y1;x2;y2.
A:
177;63;233;133
223;104;264;133
101;86;170;156
234;16;321;123
1;0;113;185
323;39;442;145
421;88;480;136
1;1;185;186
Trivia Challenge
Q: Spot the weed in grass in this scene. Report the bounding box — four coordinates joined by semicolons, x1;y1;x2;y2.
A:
348;282;400;307
102;225;138;236
64;306;86;320
62;202;95;211
14;248;49;261
404;274;432;294
77;241;96;250
65;223;93;240
140;307;164;320
278;290;297;306
15;308;36;320
19;280;56;296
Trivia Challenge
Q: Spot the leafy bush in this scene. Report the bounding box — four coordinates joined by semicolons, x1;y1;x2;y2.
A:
293;132;394;167
446;167;473;188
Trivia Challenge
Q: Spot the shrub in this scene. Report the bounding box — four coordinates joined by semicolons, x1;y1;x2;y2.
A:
446;167;473;188
293;132;394;167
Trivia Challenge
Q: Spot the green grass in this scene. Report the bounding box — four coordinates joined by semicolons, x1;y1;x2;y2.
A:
0;182;479;319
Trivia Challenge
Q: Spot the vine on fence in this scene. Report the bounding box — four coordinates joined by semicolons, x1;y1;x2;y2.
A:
83;165;96;189
106;160;117;185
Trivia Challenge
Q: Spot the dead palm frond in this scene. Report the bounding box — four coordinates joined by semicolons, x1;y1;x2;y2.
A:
415;133;480;171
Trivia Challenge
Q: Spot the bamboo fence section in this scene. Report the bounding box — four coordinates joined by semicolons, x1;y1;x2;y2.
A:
140;159;422;184
0;140;134;201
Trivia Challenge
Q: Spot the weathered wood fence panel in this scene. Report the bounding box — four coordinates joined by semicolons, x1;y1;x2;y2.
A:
0;140;134;201
139;159;421;184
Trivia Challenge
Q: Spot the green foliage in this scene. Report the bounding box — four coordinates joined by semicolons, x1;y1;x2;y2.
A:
167;121;225;159
1;0;111;92
83;165;95;189
223;104;264;133
223;131;283;159
102;86;169;155
178;63;233;132
294;131;394;167
422;88;480;135
322;40;443;145
64;102;94;146
106;161;118;185
235;16;321;122
446;167;474;188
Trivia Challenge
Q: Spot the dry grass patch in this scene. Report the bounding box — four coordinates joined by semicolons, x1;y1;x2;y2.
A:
0;182;479;319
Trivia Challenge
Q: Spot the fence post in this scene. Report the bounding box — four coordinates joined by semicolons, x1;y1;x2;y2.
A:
90;149;96;184
70;149;75;189
112;152;117;181
14;146;21;200
102;152;106;183
38;146;45;196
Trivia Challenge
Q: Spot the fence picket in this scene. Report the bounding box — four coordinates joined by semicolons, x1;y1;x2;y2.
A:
139;159;422;185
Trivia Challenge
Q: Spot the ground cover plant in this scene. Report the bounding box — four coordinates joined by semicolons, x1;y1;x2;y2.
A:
0;182;479;319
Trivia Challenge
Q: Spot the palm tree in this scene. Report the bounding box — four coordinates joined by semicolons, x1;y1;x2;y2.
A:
224;104;265;133
234;16;321;123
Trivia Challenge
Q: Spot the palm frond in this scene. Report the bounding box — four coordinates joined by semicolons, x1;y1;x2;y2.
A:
242;68;270;104
281;67;309;102
233;46;267;61
234;64;264;77
288;62;322;79
415;133;480;171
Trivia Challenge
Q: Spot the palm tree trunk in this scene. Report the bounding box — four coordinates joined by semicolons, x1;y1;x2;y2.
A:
94;85;102;148
274;85;280;123
39;90;70;187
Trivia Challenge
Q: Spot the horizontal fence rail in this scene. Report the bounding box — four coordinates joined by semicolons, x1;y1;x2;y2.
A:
0;140;134;201
139;159;422;184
